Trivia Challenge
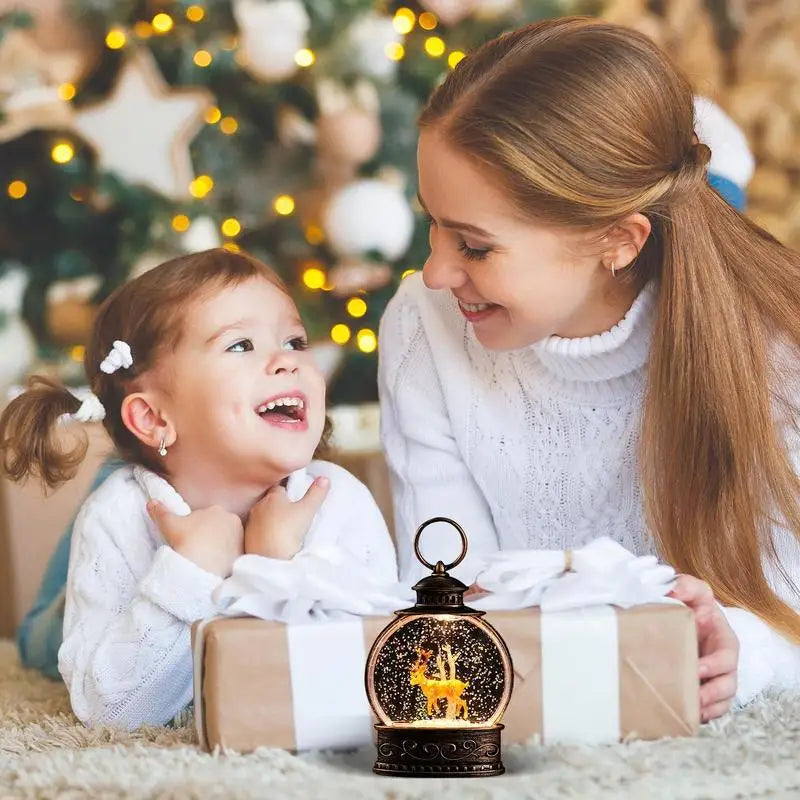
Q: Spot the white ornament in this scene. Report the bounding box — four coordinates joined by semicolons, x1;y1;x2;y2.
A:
418;0;475;25
233;0;310;82
0;267;36;390
323;179;414;261
472;0;519;18
346;14;401;79
46;274;101;305
181;216;222;253
73;51;211;199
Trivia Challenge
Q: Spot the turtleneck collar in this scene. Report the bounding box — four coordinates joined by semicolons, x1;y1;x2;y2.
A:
531;281;658;384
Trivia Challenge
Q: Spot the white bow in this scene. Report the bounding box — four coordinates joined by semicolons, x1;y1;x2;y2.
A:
57;390;106;425
100;340;133;374
213;545;414;623
471;537;678;612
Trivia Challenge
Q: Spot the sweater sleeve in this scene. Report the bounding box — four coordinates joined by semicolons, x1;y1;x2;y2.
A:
722;380;800;706
378;281;499;585
58;493;223;730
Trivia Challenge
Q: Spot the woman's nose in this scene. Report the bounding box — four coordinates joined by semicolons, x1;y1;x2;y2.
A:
422;250;468;291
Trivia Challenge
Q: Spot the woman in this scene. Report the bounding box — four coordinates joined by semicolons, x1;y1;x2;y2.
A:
378;17;800;723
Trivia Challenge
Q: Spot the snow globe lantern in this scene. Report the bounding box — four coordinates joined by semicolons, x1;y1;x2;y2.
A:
365;517;514;777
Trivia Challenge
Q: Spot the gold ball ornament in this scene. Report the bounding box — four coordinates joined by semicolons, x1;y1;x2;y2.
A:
328;259;392;297
316;108;382;167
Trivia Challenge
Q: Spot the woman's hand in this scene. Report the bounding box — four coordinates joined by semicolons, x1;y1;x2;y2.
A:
669;574;740;722
244;476;330;560
147;501;244;578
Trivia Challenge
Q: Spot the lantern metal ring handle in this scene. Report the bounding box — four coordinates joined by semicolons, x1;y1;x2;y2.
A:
413;516;468;572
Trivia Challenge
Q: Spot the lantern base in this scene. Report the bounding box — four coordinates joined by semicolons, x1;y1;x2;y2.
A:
372;724;504;777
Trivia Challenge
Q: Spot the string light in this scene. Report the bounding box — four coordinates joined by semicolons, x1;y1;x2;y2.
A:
448;50;466;69
346;297;368;318
223;242;241;253
219;116;238;134
305;224;324;244
134;21;153;38
189;174;214;198
303;266;326;290
105;28;127;49
7;180;27;199
69;345;86;363
274;195;295;216
424;36;446;57
152;13;174;34
221;218;241;237
58;83;76;101
194;49;213;67
294;48;315;67
172;214;191;232
51;142;74;164
385;42;405;61
186;5;205;22
401;268;417;279
393;8;415;34
357;328;378;353
204;106;222;124
331;324;351;345
419;12;438;30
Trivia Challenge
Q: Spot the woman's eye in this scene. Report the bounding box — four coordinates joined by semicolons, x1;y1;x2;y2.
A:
458;240;491;261
227;338;254;353
283;336;309;351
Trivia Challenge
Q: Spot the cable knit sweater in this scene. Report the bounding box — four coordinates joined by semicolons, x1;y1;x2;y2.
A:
378;272;800;705
58;461;397;730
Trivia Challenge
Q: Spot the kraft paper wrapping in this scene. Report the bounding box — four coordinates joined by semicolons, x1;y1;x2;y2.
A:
193;603;699;753
490;603;700;743
192;616;391;753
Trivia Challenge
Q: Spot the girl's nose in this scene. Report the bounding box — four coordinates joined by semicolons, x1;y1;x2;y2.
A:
266;350;299;375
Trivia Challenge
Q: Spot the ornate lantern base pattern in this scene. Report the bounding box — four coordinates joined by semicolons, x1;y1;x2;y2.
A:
373;724;505;777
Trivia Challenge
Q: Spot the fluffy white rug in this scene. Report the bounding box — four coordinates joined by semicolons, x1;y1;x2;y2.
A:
1;640;799;799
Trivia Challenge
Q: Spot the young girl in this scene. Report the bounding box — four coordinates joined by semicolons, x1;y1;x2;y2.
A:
378;17;800;723
1;248;397;729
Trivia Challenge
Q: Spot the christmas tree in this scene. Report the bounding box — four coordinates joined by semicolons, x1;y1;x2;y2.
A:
0;0;588;403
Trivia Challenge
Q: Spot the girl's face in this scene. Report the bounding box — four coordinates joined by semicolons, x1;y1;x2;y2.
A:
417;128;632;350
156;278;326;485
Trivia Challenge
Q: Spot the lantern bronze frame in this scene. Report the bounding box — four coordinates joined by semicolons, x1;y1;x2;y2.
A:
365;517;514;777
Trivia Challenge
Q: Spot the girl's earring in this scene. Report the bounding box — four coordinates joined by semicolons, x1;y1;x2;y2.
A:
610;261;617;279
158;439;168;457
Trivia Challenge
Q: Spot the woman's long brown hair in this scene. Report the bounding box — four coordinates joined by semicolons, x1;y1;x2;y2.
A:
420;17;800;642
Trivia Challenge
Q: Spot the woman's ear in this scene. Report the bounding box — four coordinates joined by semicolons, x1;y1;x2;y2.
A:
120;393;175;450
603;212;652;272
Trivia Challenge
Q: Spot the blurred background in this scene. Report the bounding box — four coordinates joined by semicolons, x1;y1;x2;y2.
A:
0;0;798;633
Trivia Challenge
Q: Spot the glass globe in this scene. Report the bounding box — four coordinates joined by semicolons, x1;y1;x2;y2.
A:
365;517;514;777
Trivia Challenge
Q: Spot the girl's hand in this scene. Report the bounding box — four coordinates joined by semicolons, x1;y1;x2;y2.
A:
244;476;330;560
147;501;244;578
669;574;740;722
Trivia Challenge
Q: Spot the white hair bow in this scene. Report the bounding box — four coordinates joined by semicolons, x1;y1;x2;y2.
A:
100;340;133;374
57;390;106;425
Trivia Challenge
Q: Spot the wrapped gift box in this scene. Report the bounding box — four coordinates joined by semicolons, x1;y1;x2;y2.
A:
192;603;699;753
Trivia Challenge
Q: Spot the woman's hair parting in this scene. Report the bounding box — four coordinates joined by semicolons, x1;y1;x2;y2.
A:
0;248;331;490
421;17;800;642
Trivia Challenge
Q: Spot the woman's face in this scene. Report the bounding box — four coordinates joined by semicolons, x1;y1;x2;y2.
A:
417;128;633;350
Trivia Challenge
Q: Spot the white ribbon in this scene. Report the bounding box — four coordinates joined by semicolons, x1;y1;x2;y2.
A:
471;537;677;612
99;340;133;374
212;544;413;622
57;389;106;425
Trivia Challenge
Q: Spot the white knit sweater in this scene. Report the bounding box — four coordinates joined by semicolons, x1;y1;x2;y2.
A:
378;272;800;705
58;461;397;730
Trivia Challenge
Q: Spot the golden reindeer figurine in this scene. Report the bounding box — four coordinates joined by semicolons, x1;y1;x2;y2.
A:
409;645;469;721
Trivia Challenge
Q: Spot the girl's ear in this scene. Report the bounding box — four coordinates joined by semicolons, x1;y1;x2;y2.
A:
120;393;175;449
602;212;652;272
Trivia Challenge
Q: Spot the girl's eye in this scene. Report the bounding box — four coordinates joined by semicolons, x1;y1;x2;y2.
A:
227;338;254;353
283;336;309;351
458;240;491;261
